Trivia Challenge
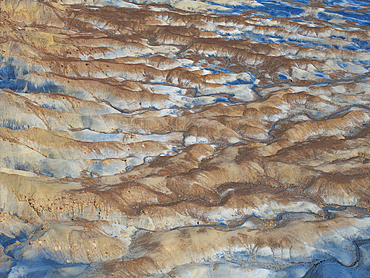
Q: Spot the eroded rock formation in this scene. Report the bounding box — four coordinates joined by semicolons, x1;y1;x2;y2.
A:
0;0;370;276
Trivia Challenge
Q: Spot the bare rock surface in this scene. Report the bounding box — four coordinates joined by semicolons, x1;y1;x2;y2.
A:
0;0;370;277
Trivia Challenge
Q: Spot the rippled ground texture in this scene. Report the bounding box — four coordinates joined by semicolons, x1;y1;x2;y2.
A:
0;0;370;277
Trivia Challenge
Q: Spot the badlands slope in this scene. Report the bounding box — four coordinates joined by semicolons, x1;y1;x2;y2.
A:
0;0;370;277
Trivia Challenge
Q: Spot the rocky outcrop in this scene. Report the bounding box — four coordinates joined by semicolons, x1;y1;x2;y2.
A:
1;0;370;277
